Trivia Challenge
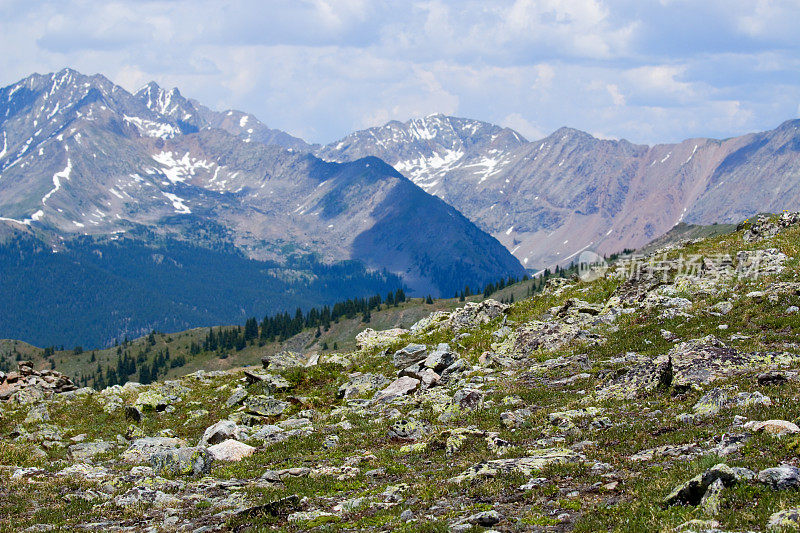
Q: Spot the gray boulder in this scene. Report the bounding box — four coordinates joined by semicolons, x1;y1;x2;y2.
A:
392;344;427;369
149;447;213;477
372;376;420;403
122;437;184;463
387;418;425;441
423;343;457;373
245;395;289;417
337;373;389;399
663;463;739;506
261;351;306;371
199;420;248;447
759;465;800;490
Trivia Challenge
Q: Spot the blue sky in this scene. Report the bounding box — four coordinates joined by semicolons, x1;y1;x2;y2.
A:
2;0;799;144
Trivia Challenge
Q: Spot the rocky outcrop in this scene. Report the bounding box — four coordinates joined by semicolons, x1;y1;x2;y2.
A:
0;361;77;401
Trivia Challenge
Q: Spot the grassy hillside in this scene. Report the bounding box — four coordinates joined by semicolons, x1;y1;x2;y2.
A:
5;213;800;531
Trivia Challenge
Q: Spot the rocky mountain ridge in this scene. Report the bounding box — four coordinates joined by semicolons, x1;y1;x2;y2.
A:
320;114;800;272
4;212;800;531
0;68;525;311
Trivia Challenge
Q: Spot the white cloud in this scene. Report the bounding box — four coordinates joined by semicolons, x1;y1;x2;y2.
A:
0;0;798;146
501;113;544;140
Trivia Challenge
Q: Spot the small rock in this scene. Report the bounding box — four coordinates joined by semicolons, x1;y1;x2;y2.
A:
392;344;427;369
388;418;425;441
68;441;115;461
663;463;739;506
261;351;306;370
207;439;256;462
337;373;389;399
767;508;800;531
744;419;800;436
501;408;531;428
149;447;213;477
700;478;725;515
422;344;457;373
466;510;501;527
245;395;289;417
199;420;248;447
225;388;248;407
758;371;789;386
121;436;184;463
372;376;420;403
759;465;800;490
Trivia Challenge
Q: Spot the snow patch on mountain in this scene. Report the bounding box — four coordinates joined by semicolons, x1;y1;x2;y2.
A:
124;115;178;139
42;159;72;205
463;154;512;183
394;148;465;183
161;191;191;214
152;151;214;184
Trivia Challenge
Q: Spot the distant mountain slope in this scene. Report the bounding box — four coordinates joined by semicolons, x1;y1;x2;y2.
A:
0;229;403;347
0;69;525;345
321;115;800;271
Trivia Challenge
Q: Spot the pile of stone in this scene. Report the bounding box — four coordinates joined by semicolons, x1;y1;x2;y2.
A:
0;360;78;401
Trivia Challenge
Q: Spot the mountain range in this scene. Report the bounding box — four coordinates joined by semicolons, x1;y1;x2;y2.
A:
0;69;524;346
3;67;800;345
318;113;800;270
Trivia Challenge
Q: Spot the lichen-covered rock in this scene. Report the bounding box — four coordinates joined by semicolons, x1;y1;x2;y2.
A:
767;508;800;531
68;441;115;461
372;376;420;403
466;509;502;527
692;387;772;417
149;446;213;477
548;407;605;430
496;320;603;360
664;463;739;506
448;299;508;332
245;395;289;417
596;354;672;400
759;466;800;490
337;373;389;399
198;420;248;447
410;311;451;334
700;478;725;515
134;382;187;411
501;408;532;428
392;344;427;369
599;337;799;400
670;336;756;389
449;448;584;483
355;328;408;351
121;437;184;463
422;343;457;373
244;371;292;392
134;389;171;411
225;387;248;407
387;418;425;441
629;443;703;462
261;351;306;370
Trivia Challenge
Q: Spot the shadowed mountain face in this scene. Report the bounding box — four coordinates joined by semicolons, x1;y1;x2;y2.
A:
320;115;800;270
0;69;525;345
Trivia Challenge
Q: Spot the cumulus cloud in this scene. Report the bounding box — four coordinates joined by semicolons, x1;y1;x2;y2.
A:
0;0;798;145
